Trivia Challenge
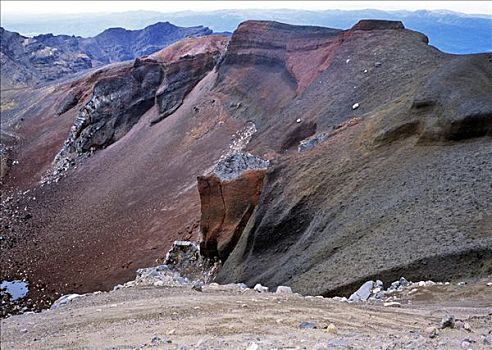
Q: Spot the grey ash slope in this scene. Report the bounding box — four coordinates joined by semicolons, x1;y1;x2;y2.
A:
0;22;212;89
215;20;492;296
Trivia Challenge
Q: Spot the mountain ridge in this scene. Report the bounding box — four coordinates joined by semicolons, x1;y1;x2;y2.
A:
2;8;491;53
0;22;213;89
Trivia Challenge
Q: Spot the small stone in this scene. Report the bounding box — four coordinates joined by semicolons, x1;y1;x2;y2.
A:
349;280;373;301
440;315;455;329
374;61;382;67
486;282;492;286
463;322;471;332
20;328;28;333
192;284;203;292
352;103;360;110
237;283;249;289
346;58;351;64
399;277;409;287
325;323;337;334
296;118;301;123
254;283;269;293
151;336;169;346
363;69;368;73
299;321;316;329
418;281;426;287
246;342;259;350
483;335;492;345
168;328;176;335
153;281;164;287
276;286;292;294
458;281;466;286
383;301;401;307
425;326;438;338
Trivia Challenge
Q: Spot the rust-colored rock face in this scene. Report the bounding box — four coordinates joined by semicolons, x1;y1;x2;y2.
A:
197;152;270;260
197;170;266;260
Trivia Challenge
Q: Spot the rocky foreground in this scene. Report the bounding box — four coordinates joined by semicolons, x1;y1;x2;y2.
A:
2;242;491;349
1;278;491;350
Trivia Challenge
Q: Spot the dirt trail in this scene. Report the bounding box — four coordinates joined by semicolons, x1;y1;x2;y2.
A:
1;282;491;349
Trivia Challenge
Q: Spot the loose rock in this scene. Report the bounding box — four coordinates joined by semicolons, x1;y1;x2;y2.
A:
275;286;292;294
440;315;455;329
254;284;269;293
299;321;316;329
349;280;373;301
325;323;337;334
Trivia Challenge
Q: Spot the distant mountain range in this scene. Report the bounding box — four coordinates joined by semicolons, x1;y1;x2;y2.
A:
0;22;211;89
2;9;491;53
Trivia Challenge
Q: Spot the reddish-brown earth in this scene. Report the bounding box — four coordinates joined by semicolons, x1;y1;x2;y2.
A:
1;20;491;313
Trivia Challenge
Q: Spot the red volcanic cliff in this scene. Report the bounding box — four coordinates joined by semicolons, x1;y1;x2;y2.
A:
197;152;269;260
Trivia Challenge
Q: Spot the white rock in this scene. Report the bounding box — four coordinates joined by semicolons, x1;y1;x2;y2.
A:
326;323;337;334
153;281;164;287
51;294;81;309
486;282;492;286
418;281;426;287
349;280;373;301
363;69;368;73
383;301;401;307
254;283;269;293
346;59;351;64
275;286;293;294
296;118;301;123
246;342;259;350
352;103;360;110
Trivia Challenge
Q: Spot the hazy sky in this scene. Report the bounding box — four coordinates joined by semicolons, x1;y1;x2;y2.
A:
2;1;491;16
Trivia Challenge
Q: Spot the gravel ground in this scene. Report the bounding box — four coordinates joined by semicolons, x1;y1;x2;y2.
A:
1;281;491;349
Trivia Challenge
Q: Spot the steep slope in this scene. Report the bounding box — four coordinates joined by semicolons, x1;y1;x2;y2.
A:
0;23;213;89
1;20;491;313
214;21;492;295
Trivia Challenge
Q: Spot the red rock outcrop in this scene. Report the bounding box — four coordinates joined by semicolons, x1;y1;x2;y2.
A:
198;170;265;260
197;152;269;260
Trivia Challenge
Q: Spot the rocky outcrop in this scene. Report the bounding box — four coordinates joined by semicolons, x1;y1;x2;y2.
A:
80;22;213;64
48;36;228;181
54;60;162;160
151;52;221;125
218;20;343;94
198;153;269;260
0;23;213;88
351;20;405;31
